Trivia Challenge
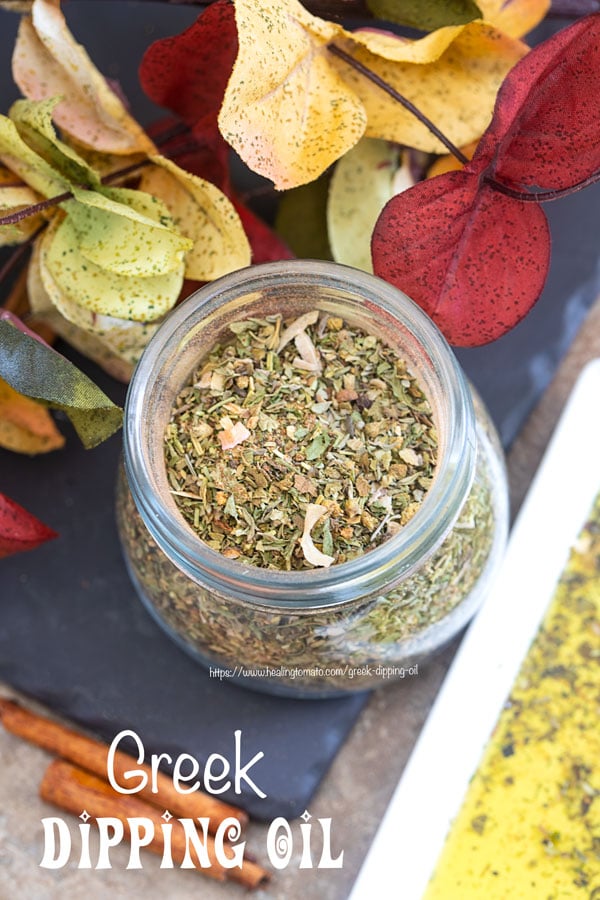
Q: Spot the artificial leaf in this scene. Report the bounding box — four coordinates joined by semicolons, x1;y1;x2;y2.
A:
275;174;333;259
371;170;550;346
332;23;527;154
0;492;57;560
28;242;149;381
43;214;183;322
0;315;123;447
146;122;291;265
0;164;43;245
471;13;600;190
0;112;69;198
218;0;367;189
12;0;154;155
427;140;478;177
327;138;412;272
233;202;294;264
365;0;482;32
477;0;550;38
139;0;237;133
9;97;101;188
0;376;64;454
138;156;251;280
65;185;192;278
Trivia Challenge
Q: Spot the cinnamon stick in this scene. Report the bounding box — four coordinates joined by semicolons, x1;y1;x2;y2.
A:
40;759;269;889
0;699;247;831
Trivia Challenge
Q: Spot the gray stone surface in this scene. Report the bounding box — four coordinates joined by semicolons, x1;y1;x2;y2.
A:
0;648;453;899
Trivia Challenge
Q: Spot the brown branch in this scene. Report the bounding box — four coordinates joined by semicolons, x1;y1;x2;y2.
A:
484;169;600;202
327;43;470;164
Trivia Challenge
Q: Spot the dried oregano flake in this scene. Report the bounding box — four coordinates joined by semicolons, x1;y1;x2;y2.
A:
165;312;438;569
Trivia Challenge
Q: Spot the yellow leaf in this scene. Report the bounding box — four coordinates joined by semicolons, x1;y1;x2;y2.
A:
0;163;43;245
477;0;550;38
0;376;65;454
43;213;183;322
0;113;69;198
12;0;155;155
10;97;101;187
331;23;527;153
28;236;151;381
139;156;251;280
327;138;411;273
427;140;478;177
219;0;366;189
65;185;192;278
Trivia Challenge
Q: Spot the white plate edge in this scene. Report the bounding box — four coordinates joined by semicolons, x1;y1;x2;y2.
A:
348;358;600;900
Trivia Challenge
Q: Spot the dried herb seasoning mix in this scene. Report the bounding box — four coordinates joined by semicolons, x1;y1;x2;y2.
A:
117;262;509;695
164;312;438;570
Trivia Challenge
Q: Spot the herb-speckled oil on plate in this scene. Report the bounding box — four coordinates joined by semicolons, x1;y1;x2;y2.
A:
349;359;600;900
425;494;600;897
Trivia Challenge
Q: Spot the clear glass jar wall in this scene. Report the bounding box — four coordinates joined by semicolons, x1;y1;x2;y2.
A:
117;262;509;697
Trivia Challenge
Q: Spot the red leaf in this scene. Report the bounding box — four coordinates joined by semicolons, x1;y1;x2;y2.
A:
233;201;294;264
0;493;57;559
139;0;237;132
472;14;600;189
371;171;550;346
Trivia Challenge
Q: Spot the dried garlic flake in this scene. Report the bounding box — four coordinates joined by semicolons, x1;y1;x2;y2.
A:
300;503;335;568
218;417;251;450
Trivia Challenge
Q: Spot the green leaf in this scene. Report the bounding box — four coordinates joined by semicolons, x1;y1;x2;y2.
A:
0;316;123;448
65;185;192;278
305;432;331;460
10;97;101;188
275;173;333;260
365;0;482;31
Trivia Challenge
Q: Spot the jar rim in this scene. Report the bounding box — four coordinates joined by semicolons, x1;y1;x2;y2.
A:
124;260;476;608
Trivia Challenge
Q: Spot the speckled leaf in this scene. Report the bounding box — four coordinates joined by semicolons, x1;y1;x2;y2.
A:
328;138;412;272
275;174;332;260
0;316;123;447
0;113;69;198
471;13;600;190
64;185;192;278
12;0;154;155
0;165;43;245
28;240;152;381
219;0;366;189
0;492;57;560
477;0;550;37
371;170;550;346
9;98;100;187
331;23;527;153
0;376;65;454
139;0;237;132
138;156;250;280
44;213;184;322
365;0;482;31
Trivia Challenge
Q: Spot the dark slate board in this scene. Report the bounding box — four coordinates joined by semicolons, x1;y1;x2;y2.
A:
0;352;368;820
2;2;600;821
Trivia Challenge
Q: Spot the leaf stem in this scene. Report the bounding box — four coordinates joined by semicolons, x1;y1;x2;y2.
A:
327;42;470;165
484;170;600;202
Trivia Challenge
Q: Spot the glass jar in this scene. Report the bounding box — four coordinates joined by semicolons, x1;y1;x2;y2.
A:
117;261;508;697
